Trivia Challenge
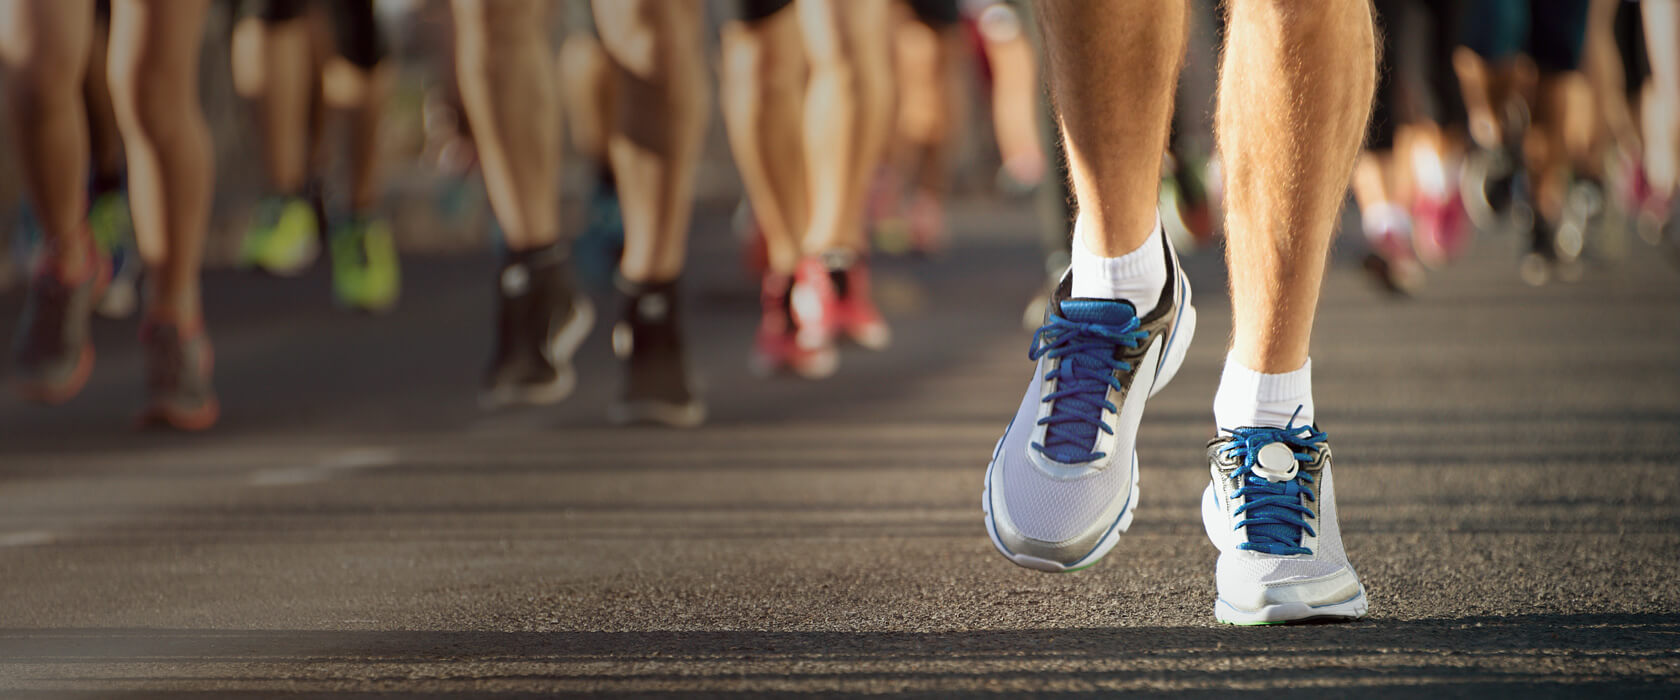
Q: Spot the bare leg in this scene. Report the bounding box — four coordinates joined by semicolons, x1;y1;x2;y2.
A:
977;2;1045;188
1038;0;1185;258
721;10;808;275
231;10;313;194
85;7;123;184
0;0;94;278
558;33;614;167
1643;0;1679;198
798;0;894;255
108;0;213;325
452;0;559;251
594;0;708;284
324;57;390;213
1219;0;1377;373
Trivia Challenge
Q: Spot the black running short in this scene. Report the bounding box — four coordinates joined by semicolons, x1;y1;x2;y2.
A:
1461;0;1589;74
738;0;794;23
248;0;387;70
907;0;961;29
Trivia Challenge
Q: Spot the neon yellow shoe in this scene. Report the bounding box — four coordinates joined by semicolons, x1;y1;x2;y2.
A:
87;189;139;319
330;215;400;313
239;195;319;276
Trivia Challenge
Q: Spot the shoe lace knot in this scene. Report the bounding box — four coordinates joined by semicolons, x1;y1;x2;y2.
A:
1028;309;1149;464
1219;409;1326;556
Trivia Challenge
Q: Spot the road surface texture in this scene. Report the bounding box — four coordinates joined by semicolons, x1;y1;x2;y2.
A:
1;202;1678;697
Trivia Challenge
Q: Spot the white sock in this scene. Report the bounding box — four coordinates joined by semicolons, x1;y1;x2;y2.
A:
1213;354;1315;430
1069;216;1166;315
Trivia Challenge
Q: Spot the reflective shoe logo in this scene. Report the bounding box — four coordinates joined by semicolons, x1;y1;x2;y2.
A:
1252;442;1299;483
638;293;669;321
501;264;530;297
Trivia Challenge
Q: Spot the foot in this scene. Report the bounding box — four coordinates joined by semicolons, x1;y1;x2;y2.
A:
750;272;838;379
330;215;402;313
984;232;1196;572
138;319;219;431
792;252;891;353
13;241;109;404
239;195;320;276
1201;421;1367;624
481;246;594;408
608;278;706;428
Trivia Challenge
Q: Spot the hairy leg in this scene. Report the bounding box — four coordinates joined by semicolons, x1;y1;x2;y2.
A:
1218;0;1377;372
721;9;808;275
1037;0;1185;257
0;0;94;277
594;0;708;283
452;0;559;251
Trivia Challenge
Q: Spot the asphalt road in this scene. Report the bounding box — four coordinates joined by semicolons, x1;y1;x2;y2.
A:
1;202;1677;697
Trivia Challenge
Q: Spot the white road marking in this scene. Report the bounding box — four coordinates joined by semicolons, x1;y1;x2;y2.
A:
0;530;55;548
249;447;400;487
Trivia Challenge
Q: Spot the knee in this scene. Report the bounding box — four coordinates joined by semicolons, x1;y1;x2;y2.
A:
4;50;83;111
453;0;545;68
108;53;193;136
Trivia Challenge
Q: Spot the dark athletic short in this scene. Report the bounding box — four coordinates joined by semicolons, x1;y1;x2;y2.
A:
249;0;387;70
1460;0;1589;74
738;0;794;23
1368;0;1467;150
907;0;961;29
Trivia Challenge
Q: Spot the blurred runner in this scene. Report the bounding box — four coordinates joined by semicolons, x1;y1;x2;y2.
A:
3;0;219;429
459;0;707;427
231;0;400;312
1641;0;1680;259
1456;0;1600;285
1354;0;1468;295
986;0;1377;624
722;0;895;380
874;0;962;257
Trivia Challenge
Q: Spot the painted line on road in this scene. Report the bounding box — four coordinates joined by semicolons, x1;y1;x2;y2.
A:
248;447;401;487
0;530;55;548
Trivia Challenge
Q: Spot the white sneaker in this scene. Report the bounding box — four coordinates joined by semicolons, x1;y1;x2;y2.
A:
1201;423;1368;624
983;231;1196;572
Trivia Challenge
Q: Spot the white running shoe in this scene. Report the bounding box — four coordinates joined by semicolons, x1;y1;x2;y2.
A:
984;231;1196;572
1201;422;1368;624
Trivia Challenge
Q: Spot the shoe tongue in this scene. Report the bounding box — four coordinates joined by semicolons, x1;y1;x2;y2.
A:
1058;298;1138;325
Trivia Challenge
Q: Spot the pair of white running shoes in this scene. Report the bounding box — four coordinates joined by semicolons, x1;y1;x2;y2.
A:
983;232;1368;625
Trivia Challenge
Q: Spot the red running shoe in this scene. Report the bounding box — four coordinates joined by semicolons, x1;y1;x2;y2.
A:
792;253;892;353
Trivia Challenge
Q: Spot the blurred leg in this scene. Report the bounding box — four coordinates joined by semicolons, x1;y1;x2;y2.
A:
452;0;559;251
798;0;894;255
594;0;708;284
233;1;313;195
722;7;808;275
86;4;123;185
559;33;615;166
0;0;95;278
108;0;212;325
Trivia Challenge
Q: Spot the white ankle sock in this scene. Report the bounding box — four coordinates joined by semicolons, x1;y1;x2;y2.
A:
1069;217;1166;315
1213;354;1315;430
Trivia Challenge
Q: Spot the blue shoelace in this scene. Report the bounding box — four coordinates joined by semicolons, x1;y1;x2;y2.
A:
1218;412;1326;556
1027;307;1149;464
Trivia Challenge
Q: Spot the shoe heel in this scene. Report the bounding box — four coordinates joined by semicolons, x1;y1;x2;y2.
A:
1150;302;1196;398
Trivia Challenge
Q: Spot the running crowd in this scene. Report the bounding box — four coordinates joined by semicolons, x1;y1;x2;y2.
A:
3;0;1674;625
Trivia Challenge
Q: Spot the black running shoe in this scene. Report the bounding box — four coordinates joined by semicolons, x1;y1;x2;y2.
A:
13;240;108;404
482;244;594;408
138;320;219;431
608;277;705;428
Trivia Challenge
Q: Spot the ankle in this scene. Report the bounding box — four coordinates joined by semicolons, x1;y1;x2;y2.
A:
1213;354;1315;429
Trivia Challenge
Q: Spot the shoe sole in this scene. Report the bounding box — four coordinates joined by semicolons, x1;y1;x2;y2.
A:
983;448;1139;573
607;399;707;428
1215;587;1369;625
982;273;1197;573
138;398;221;432
15;344;96;406
479;298;596;409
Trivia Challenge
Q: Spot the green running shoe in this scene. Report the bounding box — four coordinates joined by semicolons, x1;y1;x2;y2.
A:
239;195;320;276
330;215;400;313
88;189;140;319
